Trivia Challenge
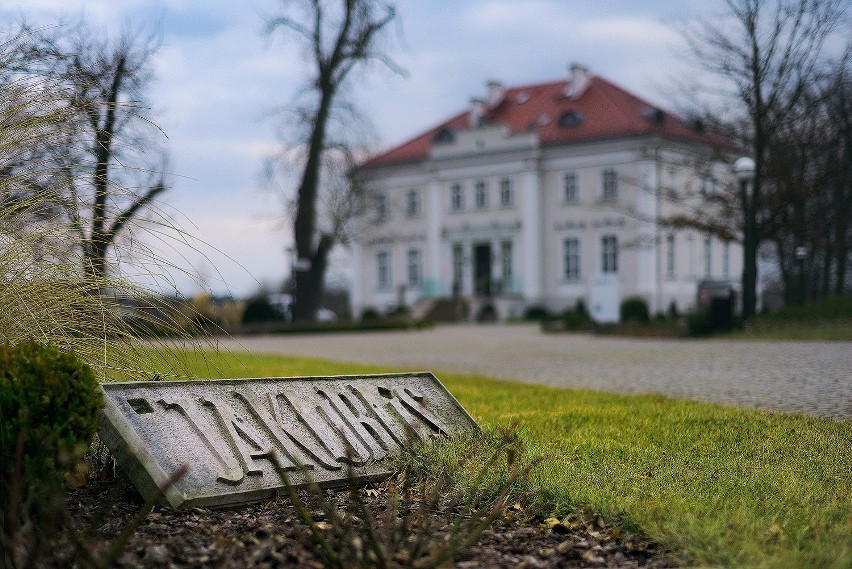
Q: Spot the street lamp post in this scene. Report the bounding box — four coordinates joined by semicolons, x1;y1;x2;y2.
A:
795;245;807;305
734;156;756;323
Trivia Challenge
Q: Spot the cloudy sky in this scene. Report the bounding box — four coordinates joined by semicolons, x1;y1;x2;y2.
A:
5;0;734;297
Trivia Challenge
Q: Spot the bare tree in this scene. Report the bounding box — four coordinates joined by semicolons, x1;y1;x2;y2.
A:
11;21;169;282
266;0;400;322
0;32;76;235
763;50;852;303
678;0;847;319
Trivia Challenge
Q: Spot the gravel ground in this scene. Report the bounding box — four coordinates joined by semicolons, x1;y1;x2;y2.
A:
212;324;851;419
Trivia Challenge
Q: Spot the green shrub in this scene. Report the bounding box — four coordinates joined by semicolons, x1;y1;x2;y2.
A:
620;297;650;324
524;305;550;321
575;299;588;319
552;300;593;331
667;301;679;320
560;309;589;330
477;303;497;322
762;295;852;322
241;296;284;324
387;305;410;317
360;307;380;322
687;311;714;337
0;342;103;509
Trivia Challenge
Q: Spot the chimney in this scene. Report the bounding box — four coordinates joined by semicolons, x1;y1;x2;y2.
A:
565;63;590;100
469;98;487;127
486;80;505;108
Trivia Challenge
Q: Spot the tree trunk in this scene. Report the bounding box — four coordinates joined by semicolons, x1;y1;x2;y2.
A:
291;85;336;322
834;176;850;295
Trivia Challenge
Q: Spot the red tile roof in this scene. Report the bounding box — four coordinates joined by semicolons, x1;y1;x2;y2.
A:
361;75;733;169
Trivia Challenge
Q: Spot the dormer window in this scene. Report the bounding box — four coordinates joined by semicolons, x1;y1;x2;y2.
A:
432;127;455;144
640;107;666;125
558;110;585;128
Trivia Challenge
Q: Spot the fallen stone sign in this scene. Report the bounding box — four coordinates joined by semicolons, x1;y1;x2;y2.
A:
99;372;479;509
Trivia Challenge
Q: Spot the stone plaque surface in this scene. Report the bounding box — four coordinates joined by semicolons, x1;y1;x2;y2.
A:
99;372;478;509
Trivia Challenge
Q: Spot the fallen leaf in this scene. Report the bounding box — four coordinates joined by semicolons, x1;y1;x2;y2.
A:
544;517;570;534
608;527;622;540
581;550;606;566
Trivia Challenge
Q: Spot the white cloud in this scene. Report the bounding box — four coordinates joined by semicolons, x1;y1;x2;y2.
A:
578;17;680;45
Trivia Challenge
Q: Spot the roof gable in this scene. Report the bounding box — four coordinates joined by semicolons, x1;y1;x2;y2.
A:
361;74;732;169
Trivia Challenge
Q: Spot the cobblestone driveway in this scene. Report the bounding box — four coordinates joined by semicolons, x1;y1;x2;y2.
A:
215;324;851;419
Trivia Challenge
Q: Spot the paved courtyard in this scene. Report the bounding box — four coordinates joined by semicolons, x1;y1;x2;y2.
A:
215;324;851;419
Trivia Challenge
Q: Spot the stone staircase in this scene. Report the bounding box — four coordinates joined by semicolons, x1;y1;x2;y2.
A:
412;297;468;322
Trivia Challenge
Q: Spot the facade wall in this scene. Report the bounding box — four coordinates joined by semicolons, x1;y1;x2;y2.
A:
351;137;742;321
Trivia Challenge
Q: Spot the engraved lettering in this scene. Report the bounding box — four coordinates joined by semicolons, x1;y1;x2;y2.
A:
277;392;356;468
346;386;407;446
201;395;277;478
232;389;336;470
354;384;448;443
318;389;387;462
339;388;391;456
395;387;447;436
313;394;370;465
158;397;244;484
127;398;154;414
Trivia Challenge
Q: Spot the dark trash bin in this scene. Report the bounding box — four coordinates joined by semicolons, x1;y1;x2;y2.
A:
709;297;733;331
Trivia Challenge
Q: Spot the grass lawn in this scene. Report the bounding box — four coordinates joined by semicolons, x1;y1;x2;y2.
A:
157;349;851;569
725;321;852;341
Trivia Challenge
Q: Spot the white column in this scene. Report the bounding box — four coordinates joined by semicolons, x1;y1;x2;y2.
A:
351;240;365;317
636;159;660;312
427;176;443;296
519;162;542;301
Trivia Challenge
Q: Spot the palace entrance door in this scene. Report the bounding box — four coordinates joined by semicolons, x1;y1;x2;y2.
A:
473;243;492;296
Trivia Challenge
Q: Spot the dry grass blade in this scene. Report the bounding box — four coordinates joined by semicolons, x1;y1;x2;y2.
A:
265;428;541;569
1;29;214;382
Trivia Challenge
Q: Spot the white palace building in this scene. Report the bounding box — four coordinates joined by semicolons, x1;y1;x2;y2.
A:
350;65;742;322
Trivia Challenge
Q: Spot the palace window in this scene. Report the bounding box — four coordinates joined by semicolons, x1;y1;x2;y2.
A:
563;238;581;280
405;188;420;217
499;178;514;207
501;240;513;287
704;236;712;277
376;251;391;290
375;193;388;221
450;184;463;211
602;169;618;201
452;243;464;291
601;235;618;273
563;172;579;203
475;181;488;209
666;233;676;280
407;249;422;287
